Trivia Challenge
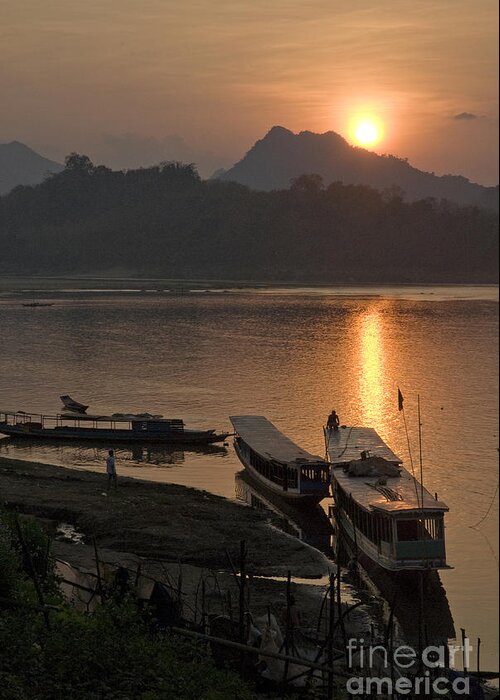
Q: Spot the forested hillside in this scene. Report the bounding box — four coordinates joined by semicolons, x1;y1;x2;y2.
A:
0;155;497;283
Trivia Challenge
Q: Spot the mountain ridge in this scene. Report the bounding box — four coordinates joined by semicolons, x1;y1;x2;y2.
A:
0;141;63;195
219;126;498;211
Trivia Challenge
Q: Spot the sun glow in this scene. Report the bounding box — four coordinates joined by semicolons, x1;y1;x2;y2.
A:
349;116;384;148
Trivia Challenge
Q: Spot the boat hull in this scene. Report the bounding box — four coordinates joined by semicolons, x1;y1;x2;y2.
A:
0;423;229;445
234;440;328;503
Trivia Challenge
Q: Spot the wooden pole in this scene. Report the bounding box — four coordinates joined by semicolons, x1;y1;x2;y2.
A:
461;628;468;674
201;578;206;630
477;637;481;678
418;395;425;513
418;571;424;675
327;572;335;699
170;626;343;672
239;540;247;673
239;541;246;644
283;570;292;687
336;553;347;650
92;536;105;604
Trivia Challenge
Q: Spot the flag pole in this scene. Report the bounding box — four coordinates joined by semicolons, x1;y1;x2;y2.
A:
398;388;421;509
417;394;424;511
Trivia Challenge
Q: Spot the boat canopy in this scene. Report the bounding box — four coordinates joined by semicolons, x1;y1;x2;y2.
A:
60;412;167;422
0;409;176;424
230;415;325;465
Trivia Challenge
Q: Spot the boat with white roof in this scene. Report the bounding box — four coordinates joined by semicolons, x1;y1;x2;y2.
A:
230;415;330;502
325;425;450;572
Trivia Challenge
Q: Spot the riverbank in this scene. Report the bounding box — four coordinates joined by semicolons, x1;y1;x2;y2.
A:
1;455;376;660
0;456;331;577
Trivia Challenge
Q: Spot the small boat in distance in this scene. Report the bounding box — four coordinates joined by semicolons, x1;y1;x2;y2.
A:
21;302;54;307
325;425;450;572
230;415;330;502
0;400;229;445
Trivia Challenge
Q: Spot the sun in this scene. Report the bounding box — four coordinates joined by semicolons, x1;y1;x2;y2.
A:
349;116;384;148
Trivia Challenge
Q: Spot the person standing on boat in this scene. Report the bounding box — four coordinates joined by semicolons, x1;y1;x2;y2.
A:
106;449;117;491
327;409;340;431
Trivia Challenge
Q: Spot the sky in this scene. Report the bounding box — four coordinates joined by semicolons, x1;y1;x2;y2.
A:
1;0;498;183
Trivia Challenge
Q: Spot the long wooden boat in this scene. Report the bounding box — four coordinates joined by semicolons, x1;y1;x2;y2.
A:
0;408;229;445
325;425;450;572
230;415;330;502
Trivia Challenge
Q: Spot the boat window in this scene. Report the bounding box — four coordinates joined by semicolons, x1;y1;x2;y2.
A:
397;519;420;541
396;517;444;542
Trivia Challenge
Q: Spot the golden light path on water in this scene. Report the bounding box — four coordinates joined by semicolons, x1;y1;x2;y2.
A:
358;310;385;427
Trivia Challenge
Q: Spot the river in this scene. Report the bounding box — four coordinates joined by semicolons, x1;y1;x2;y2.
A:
0;283;498;672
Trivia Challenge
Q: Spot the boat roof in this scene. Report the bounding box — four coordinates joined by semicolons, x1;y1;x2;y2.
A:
326;426;403;465
327;426;448;514
59;412;169;422
0;409;175;423
332;464;449;514
230;415;326;465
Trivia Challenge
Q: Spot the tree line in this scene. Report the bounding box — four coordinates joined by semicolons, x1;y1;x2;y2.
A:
0;154;497;282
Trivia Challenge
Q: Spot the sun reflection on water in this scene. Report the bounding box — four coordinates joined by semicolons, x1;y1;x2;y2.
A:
358;310;385;427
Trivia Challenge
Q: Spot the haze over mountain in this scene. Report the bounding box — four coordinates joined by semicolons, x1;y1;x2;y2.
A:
0;141;63;195
219;127;498;211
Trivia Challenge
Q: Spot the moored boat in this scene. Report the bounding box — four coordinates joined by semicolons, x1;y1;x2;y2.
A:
230;415;330;502
0;404;229;445
325;425;450;572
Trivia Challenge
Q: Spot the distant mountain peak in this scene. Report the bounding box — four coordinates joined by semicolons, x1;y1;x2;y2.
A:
0;141;63;195
219;127;498;210
266;125;294;138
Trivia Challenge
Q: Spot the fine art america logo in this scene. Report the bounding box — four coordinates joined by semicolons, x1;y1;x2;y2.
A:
346;637;472;695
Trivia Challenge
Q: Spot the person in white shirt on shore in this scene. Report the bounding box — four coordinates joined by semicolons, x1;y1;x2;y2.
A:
106;449;117;492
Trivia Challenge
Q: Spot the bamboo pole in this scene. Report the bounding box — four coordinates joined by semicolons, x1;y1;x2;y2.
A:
169;626;344;672
461;628;468;675
239;540;247;673
336;547;347;650
238;540;246;644
477;637;481;679
282;571;292;686
327;572;335;699
92;535;105;604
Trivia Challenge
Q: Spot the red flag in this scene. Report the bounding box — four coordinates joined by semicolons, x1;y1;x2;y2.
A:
398;388;404;411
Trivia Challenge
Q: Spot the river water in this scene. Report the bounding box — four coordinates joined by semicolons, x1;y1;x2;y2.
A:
0;284;498;671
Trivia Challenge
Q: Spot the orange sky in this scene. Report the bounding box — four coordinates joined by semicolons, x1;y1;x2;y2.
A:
2;0;498;183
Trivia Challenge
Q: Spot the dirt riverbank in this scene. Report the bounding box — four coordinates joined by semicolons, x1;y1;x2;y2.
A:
0;456;331;577
0;455;376;646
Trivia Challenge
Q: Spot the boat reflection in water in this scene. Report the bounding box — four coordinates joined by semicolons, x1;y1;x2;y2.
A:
235;469;333;554
329;505;456;646
0;436;227;471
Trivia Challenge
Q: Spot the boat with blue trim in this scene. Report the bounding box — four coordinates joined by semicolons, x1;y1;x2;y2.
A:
230;415;330;502
325;425;450;572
